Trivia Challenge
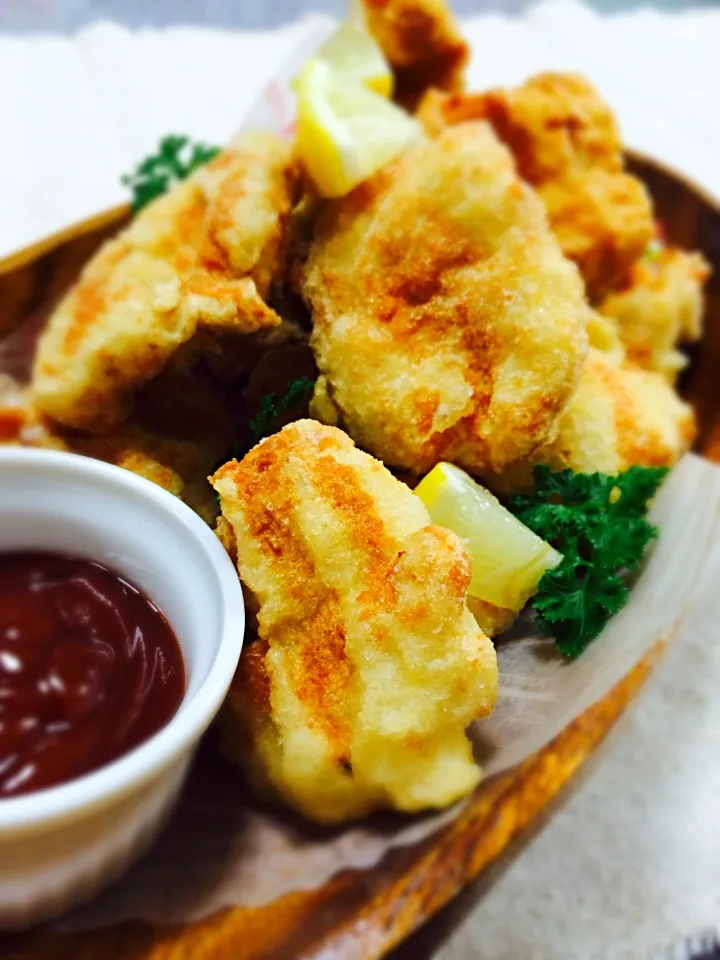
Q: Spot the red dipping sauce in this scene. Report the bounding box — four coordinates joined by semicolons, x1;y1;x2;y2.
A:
0;552;185;798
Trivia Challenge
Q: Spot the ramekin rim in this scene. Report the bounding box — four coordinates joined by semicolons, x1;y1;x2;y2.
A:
0;448;245;833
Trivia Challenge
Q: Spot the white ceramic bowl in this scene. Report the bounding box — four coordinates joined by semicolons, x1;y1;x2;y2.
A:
0;448;245;928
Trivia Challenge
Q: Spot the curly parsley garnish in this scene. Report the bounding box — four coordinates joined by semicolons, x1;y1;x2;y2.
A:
507;465;668;658
122;135;221;212
250;378;315;443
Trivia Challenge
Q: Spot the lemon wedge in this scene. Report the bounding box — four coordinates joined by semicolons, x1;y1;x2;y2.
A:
295;58;421;198
414;462;562;612
315;19;393;98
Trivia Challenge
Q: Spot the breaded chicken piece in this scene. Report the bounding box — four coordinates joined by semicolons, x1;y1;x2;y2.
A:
3;369;233;524
586;309;626;363
361;0;468;108
303;123;589;477
88;367;235;522
212;420;498;824
32;131;299;432
416;75;655;299
465;597;516;639
598;247;710;379
416;86;479;136
537;169;655;302
543;350;695;474
418;74;622;177
488;349;695;493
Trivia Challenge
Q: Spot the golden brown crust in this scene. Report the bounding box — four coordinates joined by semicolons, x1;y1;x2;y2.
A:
32;131;299;432
212;420;498;824
466;597;516;638
416;74;656;300
3;368;233;524
227;433;355;759
598;247;710;378
304;123;589;476
417;75;622;178
464;73;623;182
362;0;468;107
487;349;696;493
538;167;654;300
416;86;482;136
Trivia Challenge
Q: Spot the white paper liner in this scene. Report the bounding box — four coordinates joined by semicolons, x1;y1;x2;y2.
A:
2;26;718;931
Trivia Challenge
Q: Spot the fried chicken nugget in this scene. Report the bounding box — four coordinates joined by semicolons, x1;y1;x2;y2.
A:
417;75;655;299
463;73;623;180
212;420;498;824
303;123;589;476
0;376;64;449
361;0;468;107
598;247;710;379
586;309;626;363
537;168;655;303
4;369;233;524
489;349;695;493
32;131;299;432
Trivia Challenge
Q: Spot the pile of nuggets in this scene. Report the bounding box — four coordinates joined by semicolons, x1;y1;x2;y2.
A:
1;0;708;823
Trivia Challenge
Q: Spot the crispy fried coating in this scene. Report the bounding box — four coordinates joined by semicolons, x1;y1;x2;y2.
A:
537;168;654;302
466;597;516;639
417;75;622;177
32;131;299;432
586;309;626;363
90;367;235;522
416;75;655;299
303;123;589;476
361;0;468;107
488;349;695;493
545;350;695;473
416;85;479;136
212;420;498;824
0;376;64;450
598;247;710;379
3;369;233;524
447;73;623;181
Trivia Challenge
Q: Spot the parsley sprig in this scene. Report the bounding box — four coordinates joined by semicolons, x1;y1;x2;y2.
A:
508;465;668;658
249;378;315;443
122;135;221;212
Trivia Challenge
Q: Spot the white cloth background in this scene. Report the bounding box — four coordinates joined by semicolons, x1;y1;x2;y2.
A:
3;1;720;257
3;3;720;956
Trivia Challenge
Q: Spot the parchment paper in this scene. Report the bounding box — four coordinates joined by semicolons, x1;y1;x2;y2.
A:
1;25;718;929
48;454;718;929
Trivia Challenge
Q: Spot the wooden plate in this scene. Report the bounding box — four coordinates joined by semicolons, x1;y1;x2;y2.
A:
0;152;718;960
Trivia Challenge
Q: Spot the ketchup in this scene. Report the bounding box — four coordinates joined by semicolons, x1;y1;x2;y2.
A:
0;552;185;798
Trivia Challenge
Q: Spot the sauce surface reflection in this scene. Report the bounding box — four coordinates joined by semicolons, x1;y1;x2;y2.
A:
0;552;185;798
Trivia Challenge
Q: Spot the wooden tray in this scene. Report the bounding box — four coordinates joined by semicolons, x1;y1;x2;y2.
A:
0;152;718;960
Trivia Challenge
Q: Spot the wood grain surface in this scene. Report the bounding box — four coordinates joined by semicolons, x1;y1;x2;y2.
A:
0;205;129;340
0;153;718;960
